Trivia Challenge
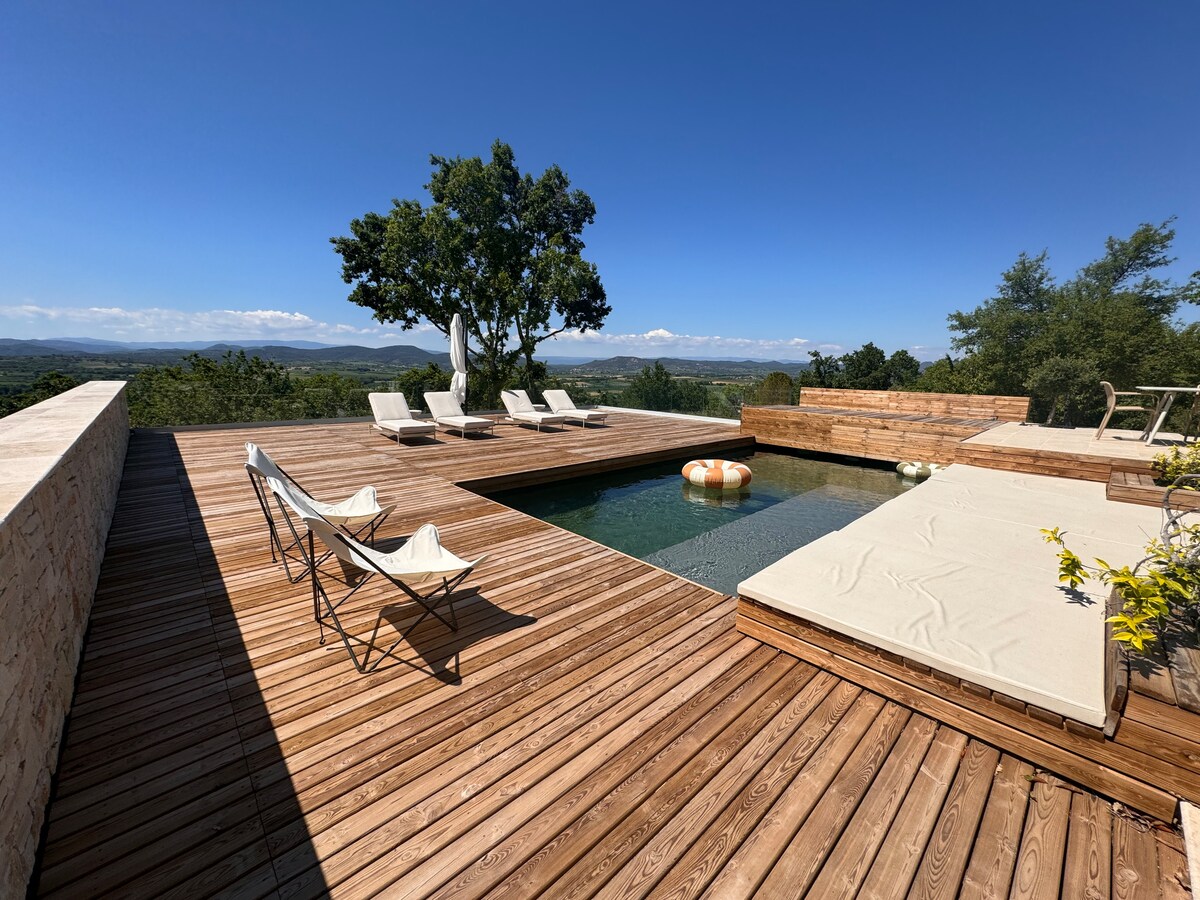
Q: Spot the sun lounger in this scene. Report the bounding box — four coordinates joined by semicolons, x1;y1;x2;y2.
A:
542;389;608;426
245;442;395;582
501;390;566;431
302;515;485;672
423;391;496;438
511;389;547;411
368;392;437;443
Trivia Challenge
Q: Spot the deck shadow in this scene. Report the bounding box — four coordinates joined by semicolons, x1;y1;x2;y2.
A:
32;431;326;897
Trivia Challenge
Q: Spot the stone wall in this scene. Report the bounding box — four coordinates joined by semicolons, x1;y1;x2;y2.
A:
0;382;129;898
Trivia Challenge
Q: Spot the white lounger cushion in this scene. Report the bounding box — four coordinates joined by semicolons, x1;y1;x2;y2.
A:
737;464;1161;726
501;391;566;426
511;389;547;411
543;389;608;421
369;392;436;437
423;392;494;430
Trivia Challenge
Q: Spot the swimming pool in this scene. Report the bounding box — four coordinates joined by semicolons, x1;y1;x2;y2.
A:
488;449;913;594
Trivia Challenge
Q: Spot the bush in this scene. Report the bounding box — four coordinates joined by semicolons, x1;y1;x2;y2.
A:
619;362;710;414
748;371;794;405
1152;445;1200;489
1044;479;1200;654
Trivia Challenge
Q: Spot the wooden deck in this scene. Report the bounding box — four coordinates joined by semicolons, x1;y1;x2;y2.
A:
33;413;1191;897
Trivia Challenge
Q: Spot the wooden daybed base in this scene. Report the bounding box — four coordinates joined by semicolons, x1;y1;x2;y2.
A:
734;596;1200;821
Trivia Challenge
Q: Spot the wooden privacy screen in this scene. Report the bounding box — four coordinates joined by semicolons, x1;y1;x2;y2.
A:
796;388;1030;422
741;392;1031;466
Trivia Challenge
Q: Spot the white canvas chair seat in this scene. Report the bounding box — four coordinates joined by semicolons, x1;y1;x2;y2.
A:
308;485;390;526
369;392;436;443
501;390;566;431
543;389;609;426
245;442;394;582
423;391;495;437
302;515;486;673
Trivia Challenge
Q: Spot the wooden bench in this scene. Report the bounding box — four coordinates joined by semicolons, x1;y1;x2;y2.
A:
741;388;1030;465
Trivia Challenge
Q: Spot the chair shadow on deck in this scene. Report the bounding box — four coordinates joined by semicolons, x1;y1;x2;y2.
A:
371;589;537;685
315;535;538;685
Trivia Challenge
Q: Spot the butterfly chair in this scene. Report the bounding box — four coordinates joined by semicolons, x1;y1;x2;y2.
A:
1095;382;1155;440
245;442;395;582
301;514;485;673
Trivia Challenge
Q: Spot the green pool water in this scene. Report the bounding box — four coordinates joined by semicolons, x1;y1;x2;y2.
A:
487;449;914;595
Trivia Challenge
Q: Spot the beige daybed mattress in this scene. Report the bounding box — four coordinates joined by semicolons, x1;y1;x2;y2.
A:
737;464;1163;726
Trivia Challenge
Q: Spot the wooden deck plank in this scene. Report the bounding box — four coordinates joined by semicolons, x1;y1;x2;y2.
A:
752;703;912;898
857;726;967;899
906;740;1001;899
1010;776;1073;899
958;754;1034;900
699;693;889;898
800;716;939;900
30;414;1184;898
1062;792;1113;900
1113;812;1168;900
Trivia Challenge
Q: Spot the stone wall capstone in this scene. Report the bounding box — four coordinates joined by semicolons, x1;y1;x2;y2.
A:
0;382;129;898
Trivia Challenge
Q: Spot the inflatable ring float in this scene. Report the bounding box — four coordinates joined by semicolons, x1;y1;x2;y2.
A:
896;461;941;480
682;459;752;489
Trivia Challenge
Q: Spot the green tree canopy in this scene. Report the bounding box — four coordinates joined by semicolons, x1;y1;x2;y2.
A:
945;219;1200;423
0;370;81;417
125;351;371;427
798;343;921;391
331;140;610;407
621;362;709;413
750;371;795;405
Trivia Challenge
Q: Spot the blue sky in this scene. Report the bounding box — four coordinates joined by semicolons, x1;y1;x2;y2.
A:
2;1;1197;360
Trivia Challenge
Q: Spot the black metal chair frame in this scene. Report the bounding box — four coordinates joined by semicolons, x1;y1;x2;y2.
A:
307;530;466;674
246;462;389;584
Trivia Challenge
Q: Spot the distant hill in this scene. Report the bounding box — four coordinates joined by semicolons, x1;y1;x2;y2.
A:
551;355;811;377
53;337;339;351
0;338;818;379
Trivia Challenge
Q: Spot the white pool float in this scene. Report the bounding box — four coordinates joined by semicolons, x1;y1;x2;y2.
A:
896;461;941;479
682;459;752;489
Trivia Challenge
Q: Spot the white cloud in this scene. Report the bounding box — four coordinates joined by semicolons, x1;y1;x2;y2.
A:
0;303;439;344
547;328;840;360
0;302;945;361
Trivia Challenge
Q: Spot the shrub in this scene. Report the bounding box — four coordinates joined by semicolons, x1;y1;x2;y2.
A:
1152;445;1200;489
1043;476;1200;654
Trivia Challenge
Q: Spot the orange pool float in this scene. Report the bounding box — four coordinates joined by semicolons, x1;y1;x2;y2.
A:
682;459;752;489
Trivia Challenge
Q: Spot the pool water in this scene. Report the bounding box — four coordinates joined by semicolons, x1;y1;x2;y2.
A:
488;450;914;595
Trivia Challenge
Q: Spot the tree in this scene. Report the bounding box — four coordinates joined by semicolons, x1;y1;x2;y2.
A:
331;140;610;407
946;220;1200;423
621;362;676;411
0;370;81;417
620;362;710;413
882;349;920;388
751;371;794;405
796;344;920;391
390;363;452;404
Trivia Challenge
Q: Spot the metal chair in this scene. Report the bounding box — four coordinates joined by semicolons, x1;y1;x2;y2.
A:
1095;382;1155;439
1180;384;1200;442
245;442;395;582
302;516;484;673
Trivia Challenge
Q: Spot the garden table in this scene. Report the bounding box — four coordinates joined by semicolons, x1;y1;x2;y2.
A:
1135;386;1200;444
